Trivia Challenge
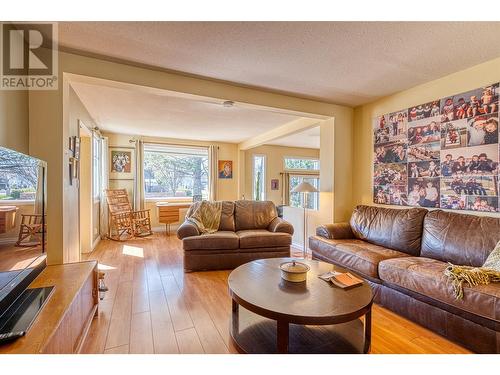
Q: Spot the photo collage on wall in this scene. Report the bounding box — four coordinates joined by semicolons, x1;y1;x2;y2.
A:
373;83;500;212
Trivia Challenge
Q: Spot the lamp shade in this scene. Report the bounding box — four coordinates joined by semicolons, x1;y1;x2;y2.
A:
291;181;318;193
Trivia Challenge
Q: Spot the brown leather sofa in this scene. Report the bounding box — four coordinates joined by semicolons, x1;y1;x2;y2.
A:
309;205;500;353
177;200;294;272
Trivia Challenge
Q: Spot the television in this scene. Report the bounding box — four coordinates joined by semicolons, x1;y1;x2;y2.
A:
0;146;49;338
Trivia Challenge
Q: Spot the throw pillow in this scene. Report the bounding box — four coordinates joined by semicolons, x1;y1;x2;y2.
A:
444;240;500;299
483;240;500;271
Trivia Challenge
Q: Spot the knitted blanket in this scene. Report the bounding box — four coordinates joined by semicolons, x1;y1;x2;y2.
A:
186;200;223;234
444;240;500;299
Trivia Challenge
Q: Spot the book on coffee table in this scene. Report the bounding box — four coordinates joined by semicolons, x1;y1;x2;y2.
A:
318;271;364;290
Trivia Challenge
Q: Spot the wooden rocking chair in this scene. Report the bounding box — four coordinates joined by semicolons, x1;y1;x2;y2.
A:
16;214;46;248
105;189;153;241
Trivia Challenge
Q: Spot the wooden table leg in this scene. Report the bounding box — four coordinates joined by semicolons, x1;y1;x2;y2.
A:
363;307;372;354
231;299;239;334
277;320;289;354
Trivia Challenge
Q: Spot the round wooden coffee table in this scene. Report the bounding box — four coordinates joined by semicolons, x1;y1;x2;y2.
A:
228;258;373;354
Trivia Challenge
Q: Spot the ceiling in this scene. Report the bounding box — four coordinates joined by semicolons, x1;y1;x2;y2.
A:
59;22;500;106
70;81;302;143
268;126;320;149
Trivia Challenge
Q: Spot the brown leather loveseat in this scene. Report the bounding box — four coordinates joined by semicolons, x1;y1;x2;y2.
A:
177;200;294;272
309;205;500;353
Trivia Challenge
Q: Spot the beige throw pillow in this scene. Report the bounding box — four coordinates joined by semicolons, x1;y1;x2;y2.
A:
444;240;500;299
483;240;500;271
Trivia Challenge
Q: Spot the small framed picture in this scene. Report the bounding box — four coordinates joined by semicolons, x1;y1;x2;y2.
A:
218;160;233;179
109;147;135;180
271;179;279;190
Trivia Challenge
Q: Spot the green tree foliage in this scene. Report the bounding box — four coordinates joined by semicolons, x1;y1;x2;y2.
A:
0;147;38;198
143;152;208;197
254;170;262;200
284;158;319;170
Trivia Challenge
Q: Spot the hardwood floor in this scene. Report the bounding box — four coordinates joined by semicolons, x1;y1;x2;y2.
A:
0;243;43;290
81;233;470;354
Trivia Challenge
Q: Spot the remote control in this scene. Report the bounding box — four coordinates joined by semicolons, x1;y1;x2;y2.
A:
0;331;26;344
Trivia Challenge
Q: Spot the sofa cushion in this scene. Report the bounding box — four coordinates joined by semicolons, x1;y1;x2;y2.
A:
309;236;408;279
234;200;277;231
237;229;291;249
421;210;500;267
218;201;236;232
349;205;427;256
183;231;239;251
378;257;500;322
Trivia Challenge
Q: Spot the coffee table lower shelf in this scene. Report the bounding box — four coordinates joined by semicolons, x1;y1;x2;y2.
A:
230;305;366;354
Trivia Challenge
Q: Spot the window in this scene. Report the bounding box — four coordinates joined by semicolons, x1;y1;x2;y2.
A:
253;155;266;201
285;156;320;210
92;135;101;201
0;147;38;202
284;157;320;171
289;175;319;210
143;144;209;200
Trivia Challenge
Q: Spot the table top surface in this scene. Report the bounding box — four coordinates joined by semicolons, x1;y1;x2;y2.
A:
228;258;373;324
0;206;17;212
155;202;192;207
0;260;97;354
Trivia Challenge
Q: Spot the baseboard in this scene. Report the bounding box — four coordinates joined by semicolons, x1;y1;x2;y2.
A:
0;237;17;246
292;242;311;251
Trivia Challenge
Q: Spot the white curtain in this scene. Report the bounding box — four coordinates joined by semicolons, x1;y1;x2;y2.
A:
134;140;145;210
208;145;218;201
100;137;109;238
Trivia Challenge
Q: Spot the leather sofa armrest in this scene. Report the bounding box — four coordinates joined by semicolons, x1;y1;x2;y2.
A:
316;223;354;239
177;221;200;240
268;217;294;235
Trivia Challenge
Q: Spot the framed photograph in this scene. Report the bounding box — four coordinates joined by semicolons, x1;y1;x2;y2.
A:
373;81;500;212
218;160;233;179
271;179;279;190
109;147;135;180
373;185;408;206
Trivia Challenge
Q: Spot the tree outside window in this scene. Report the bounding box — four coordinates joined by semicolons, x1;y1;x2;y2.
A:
289;175;319;209
253;155;266;201
284;157;320;210
284;157;320;171
0;147;38;201
143;145;209;200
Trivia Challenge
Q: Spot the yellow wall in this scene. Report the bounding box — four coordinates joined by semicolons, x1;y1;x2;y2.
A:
353;56;500;218
70;86;98;258
0;90;29;154
29;81;64;264
243;145;320;205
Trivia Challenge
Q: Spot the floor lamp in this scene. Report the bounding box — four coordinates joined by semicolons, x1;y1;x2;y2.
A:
291;181;318;258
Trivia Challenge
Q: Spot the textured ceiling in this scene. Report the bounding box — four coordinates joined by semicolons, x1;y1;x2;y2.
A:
59;22;500;106
268;126;320;149
70;81;301;143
